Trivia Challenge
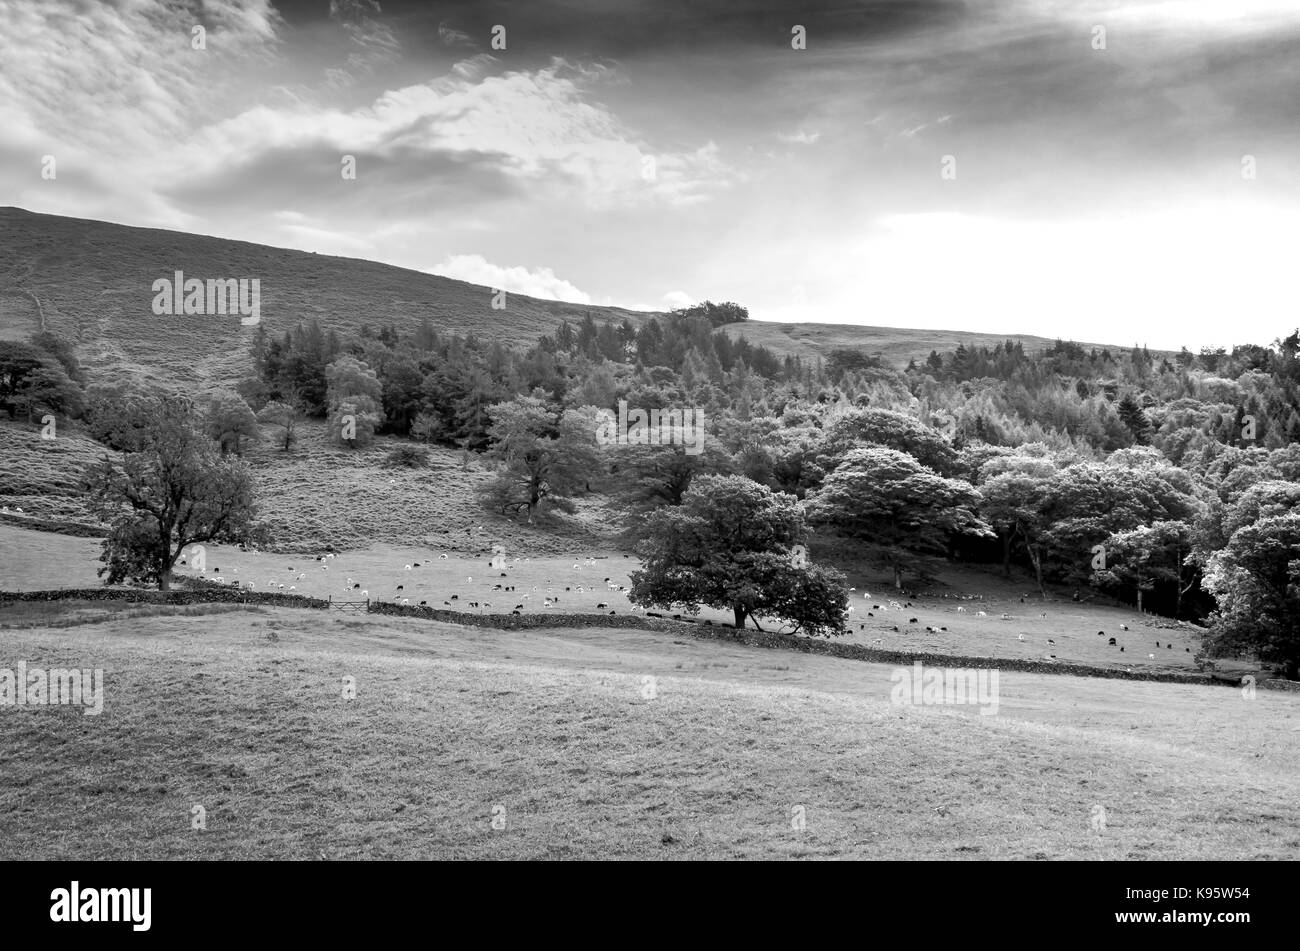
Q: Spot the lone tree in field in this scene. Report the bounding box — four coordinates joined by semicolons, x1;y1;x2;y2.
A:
629;474;848;635
480;397;602;522
82;397;256;591
806;446;991;589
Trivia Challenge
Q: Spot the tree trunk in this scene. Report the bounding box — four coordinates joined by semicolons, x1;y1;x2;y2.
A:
159;570;171;592
1136;587;1143;613
1030;547;1046;599
1001;532;1012;577
733;604;746;629
893;559;902;590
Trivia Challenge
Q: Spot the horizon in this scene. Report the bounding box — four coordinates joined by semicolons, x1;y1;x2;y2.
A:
3;1;1298;350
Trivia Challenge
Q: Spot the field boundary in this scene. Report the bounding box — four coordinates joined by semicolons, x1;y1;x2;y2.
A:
4;587;1293;691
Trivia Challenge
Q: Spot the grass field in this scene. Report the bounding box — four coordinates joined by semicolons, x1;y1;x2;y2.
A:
0;521;1237;677
1;604;1296;859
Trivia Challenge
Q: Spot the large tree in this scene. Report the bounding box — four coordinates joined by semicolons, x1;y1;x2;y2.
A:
806;446;992;589
629;475;847;634
1202;512;1300;679
1092;520;1198;616
82;398;257;590
480;397;602;522
205;392;260;456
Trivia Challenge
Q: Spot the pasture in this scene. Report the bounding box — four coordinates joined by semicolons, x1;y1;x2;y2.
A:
0;517;1227;680
0;604;1296;860
0;521;1226;676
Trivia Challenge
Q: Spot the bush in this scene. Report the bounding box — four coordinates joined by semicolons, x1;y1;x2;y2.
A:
385;445;430;468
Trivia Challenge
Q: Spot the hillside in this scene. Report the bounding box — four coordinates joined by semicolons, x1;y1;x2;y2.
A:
0;207;1157;393
719;319;1162;367
0;207;653;393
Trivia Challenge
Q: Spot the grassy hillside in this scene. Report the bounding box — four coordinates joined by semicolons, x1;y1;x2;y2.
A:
0;206;652;393
0;207;1157;392
719;319;1158;367
1;603;1296;859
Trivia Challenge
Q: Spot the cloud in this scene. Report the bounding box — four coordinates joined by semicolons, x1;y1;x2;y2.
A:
778;130;821;145
429;254;592;304
661;290;696;309
173;57;733;210
328;0;401;88
438;22;476;47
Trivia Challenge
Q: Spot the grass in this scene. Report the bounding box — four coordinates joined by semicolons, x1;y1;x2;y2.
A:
0;599;258;630
1;606;1296;859
0;521;1258;678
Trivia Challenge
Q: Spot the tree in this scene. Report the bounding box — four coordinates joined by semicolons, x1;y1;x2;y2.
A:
608;441;733;521
205;393;260;456
14;363;84;422
480;397;602;522
629;475;848;634
1202;512;1300;679
1092;520;1197;616
255;400;300;451
977;456;1058;583
819;407;958;476
326;355;384;448
82;398;257;591
1118;392;1150;445
806;447;992;589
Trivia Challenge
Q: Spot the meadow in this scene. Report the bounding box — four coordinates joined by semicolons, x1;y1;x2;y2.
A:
1;604;1295;860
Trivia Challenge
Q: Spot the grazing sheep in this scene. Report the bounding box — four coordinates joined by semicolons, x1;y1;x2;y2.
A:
1156;641;1160;648
977;611;987;617
1148;653;1155;659
1120;624;1129;631
909;617;918;623
1017;633;1025;641
1108;637;1116;645
1047;638;1055;644
597;602;608;609
957;606;966;613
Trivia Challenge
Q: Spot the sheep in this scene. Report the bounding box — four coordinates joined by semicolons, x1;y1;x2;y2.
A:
1148;653;1155;659
439;553;448;559
1017;633;1025;641
1108;637;1116;645
909;617;918;623
361;590;368;597
1120;624;1129;631
1155;641;1160;648
957;606;966;613
404;565;412;571
1047;638;1055;645
977;611;987;617
597;602;609;609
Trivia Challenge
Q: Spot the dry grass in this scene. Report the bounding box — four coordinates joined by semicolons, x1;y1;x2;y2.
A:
1;607;1296;859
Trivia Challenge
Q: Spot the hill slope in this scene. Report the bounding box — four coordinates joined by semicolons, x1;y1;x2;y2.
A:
720;319;1161;367
1;207;1159;390
0;207;652;392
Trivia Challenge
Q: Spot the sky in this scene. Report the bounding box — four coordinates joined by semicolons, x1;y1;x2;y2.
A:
2;0;1298;350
